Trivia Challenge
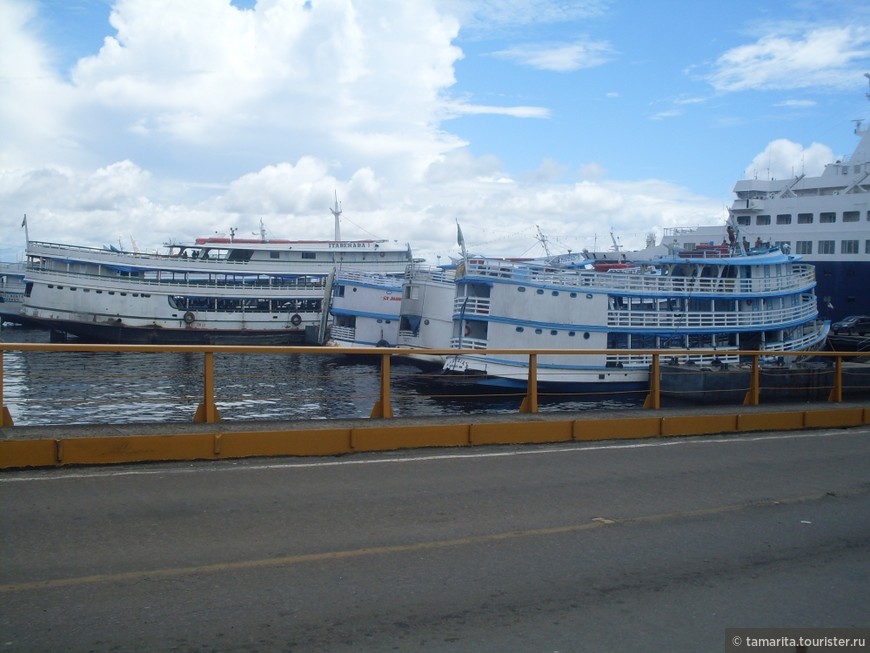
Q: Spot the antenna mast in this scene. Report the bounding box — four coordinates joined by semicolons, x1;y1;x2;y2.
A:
330;191;342;241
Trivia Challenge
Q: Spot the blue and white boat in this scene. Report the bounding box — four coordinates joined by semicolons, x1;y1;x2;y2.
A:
0;262;27;325
396;263;457;366
327;270;404;348
442;245;829;390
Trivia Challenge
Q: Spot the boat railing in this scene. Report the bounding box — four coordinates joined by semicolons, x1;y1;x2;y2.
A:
463;260;816;296
454;296;491;316
24;266;329;293
404;265;455;284
607;299;818;330
329;325;356;341
449;336;488;350
334;270;403;286
605;350;743;367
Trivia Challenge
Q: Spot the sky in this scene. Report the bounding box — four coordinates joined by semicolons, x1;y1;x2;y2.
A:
2;0;870;263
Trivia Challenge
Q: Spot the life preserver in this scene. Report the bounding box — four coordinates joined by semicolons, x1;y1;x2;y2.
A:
290;313;302;326
183;311;195;324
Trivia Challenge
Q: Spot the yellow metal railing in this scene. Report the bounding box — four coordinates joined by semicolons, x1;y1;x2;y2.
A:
0;344;866;429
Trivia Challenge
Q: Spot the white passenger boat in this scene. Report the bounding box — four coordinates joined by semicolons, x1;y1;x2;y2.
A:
0;262;27;325
396;263;457;366
327;270;404;348
442;245;829;391
20;202;413;344
665;76;870;323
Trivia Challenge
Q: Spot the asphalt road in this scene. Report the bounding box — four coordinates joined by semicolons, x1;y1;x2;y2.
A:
1;427;869;652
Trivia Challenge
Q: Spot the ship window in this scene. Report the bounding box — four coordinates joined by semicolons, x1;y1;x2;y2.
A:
569;292;577;298
583;332;590;339
756;215;770;225
550;330;558;335
818;240;835;254
797;213;813;224
820;212;836;223
796;241;812;254
551;291;559;296
515;326;524;332
865;240;870;254
843;211;859;222
270;251;280;259
569;331;576;337
736;216;751;226
96;290;102;294
841;240;859;254
302;252;316;259
534;328;543;334
536;289;544;295
517;287;526;292
776;214;791;225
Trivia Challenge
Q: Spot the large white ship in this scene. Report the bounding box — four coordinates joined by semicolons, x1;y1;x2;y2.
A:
20;200;413;344
665;76;870;323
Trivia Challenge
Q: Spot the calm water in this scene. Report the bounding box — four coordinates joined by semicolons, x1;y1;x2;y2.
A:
0;325;640;427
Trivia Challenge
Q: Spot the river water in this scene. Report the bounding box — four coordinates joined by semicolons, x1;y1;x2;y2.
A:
0;325;639;427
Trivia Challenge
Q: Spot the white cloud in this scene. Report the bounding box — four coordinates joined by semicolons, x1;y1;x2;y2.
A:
705;25;870;92
0;0;727;266
743;139;835;180
492;39;615;72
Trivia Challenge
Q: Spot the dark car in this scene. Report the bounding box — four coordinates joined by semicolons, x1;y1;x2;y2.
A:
830;315;870;336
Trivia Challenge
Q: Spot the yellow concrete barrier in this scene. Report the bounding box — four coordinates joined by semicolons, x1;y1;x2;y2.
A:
661;414;739;437
59;434;216;466
218;429;352;459
574;417;661;441
470;420;574;446
351;424;470;452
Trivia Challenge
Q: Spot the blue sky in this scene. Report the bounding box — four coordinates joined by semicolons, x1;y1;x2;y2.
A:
2;0;869;261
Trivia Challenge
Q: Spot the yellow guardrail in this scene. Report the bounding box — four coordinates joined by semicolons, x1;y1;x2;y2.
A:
1;343;868;470
0;343;867;428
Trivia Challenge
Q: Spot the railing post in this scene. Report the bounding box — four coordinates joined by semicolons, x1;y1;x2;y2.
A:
370;352;394;418
519;353;538;414
828;355;843;403
194;351;221;423
0;351;13;428
643;353;661;409
743;353;760;406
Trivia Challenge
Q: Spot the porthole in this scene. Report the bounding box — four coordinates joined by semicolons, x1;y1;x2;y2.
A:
518;287;526;293
536;289;544;295
535;328;543;334
550;330;557;335
586;293;593;299
570;292;577;298
569;331;576;337
583;332;591;339
516;326;524;332
551;291;559;296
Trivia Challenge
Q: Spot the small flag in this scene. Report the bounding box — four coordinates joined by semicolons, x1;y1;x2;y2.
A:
21;214;27;228
456;222;465;249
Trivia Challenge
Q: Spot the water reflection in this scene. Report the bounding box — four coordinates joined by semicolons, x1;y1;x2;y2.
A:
0;325;636;427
